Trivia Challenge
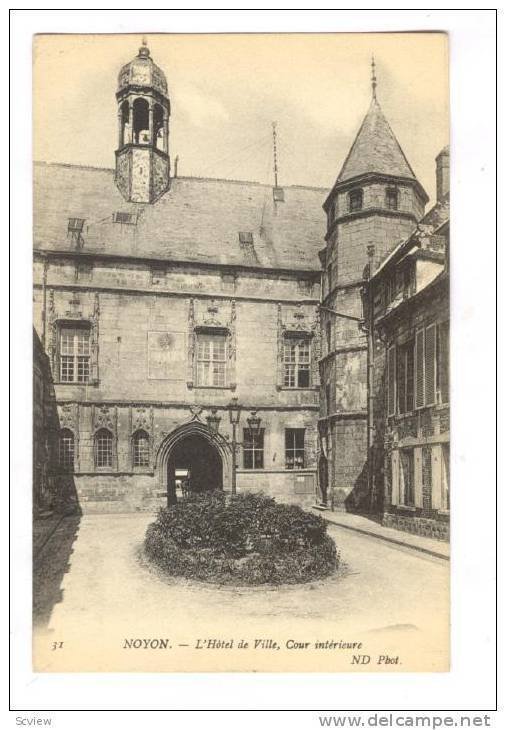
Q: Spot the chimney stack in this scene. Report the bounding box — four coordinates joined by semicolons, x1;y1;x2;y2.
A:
435;146;449;202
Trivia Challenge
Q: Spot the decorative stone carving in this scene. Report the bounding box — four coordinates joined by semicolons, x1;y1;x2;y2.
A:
203;300;223;327
93;404;117;433
187;298;195;388
131;405;153;434
228;300;237;390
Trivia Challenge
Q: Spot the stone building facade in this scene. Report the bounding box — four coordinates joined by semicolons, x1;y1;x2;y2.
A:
33;42;449;524
32;42;325;513
368;147;450;539
317;91;429;511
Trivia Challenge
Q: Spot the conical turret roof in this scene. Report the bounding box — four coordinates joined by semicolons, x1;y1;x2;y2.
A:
337;97;416;183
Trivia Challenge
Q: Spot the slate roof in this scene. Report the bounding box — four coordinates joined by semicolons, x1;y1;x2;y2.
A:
336;98;418;184
33;162;328;272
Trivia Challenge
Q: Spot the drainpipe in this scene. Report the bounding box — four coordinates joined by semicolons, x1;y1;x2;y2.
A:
41;258;48;349
366;245;376;512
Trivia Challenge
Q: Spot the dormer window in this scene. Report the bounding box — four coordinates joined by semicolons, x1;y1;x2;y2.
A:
68;218;85;234
67;218;85;249
386;187;399;210
238;231;253;245
113;211;136;225
348;189;363;212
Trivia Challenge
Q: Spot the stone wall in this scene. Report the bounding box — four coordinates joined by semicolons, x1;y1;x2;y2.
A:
33;255;321;513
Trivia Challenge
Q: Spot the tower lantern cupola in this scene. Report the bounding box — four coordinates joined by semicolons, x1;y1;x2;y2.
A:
115;39;171;203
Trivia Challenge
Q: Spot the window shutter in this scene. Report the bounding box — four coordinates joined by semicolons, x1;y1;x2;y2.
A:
438;321;450;404
391;451;400;506
415;329;425;408
424;324;437;406
387;345;396;416
431;444;442;510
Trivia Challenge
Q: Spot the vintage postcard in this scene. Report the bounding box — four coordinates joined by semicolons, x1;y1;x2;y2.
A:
32;32;450;673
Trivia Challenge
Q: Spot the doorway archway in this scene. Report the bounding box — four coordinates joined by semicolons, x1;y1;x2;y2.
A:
156;421;231;505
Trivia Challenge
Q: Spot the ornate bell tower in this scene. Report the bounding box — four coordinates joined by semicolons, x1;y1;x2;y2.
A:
115;40;171;203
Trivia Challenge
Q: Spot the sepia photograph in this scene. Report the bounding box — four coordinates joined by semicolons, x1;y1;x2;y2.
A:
30;31;452;674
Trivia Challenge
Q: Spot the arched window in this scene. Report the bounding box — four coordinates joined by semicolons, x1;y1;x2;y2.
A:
133;98;149;145
94;428;113;468
58;429;75;471
153;104;164;151
386;187;399;210
132;430;150;467
119;100;129;147
348;188;363;212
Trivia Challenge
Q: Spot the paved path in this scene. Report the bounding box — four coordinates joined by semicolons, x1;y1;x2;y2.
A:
312;509;450;560
33;513;449;672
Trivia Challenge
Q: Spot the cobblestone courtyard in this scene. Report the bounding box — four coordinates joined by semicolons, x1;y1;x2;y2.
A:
33;513;449;672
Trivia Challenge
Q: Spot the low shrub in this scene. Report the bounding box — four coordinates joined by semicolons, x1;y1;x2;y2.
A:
144;491;338;585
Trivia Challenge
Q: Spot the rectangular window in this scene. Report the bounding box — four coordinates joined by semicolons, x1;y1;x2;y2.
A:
196;333;227;387
349;189;363;212
387;345;396;416
58;432;75;470
60;326;90;383
243;429;264;469
386;188;399;210
437;320;450;404
399;449;415;506
283;337;311;388
397;340;415;414
285;428;305;470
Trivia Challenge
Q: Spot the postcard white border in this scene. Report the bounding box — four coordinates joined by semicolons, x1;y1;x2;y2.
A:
7;6;499;719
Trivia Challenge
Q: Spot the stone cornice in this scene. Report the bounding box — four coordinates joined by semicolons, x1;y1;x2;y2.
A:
54;398;320;412
33;248;322;280
33;282;320;307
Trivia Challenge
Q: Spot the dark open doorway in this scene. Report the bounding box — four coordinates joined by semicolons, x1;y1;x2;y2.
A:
166;434;223;505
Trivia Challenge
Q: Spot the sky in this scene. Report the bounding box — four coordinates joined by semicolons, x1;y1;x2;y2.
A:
33;33;448;206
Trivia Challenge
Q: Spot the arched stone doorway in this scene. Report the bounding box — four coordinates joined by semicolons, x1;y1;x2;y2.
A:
156;422;231;505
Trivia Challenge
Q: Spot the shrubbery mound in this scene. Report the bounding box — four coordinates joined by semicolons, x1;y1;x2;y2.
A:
144;491;338;585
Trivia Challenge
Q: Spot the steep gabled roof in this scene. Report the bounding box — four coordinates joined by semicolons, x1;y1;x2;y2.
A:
33;162;328;272
337;98;417;184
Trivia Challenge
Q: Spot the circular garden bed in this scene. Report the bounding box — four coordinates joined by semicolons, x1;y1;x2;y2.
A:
144;491;338;586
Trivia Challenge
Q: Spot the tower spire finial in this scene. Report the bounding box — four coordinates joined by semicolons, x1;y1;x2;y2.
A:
139;36;150;57
371;55;377;100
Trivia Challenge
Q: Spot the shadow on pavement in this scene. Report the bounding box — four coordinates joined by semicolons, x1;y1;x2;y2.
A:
33;515;81;630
